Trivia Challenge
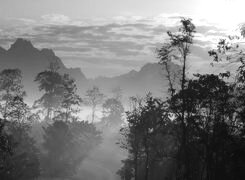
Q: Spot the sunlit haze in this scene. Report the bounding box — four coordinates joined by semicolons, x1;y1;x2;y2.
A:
1;1;245;180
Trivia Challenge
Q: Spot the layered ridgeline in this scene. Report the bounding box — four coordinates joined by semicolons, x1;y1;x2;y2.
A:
0;39;180;102
90;62;180;99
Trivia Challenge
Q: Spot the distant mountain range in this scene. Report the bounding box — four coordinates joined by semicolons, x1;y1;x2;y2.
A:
89;62;180;99
0;39;180;103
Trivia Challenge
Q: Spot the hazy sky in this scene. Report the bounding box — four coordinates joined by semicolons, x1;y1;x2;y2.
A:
0;0;201;19
0;0;244;77
1;0;243;24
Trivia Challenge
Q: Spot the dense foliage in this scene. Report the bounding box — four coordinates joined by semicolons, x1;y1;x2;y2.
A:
118;19;245;180
0;65;101;180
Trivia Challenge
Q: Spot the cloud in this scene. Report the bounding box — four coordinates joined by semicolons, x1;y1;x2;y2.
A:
28;23;153;58
41;14;71;25
0;13;230;77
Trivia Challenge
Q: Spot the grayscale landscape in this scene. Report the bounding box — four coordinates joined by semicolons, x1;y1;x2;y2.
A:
0;0;245;180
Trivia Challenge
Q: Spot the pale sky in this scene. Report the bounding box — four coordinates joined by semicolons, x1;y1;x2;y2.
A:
0;0;243;24
0;0;244;77
0;0;200;19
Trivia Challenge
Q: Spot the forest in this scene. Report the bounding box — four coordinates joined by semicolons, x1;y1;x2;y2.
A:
1;18;245;180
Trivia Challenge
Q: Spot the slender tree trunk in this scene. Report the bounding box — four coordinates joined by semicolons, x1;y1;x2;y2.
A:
133;129;139;180
134;150;138;180
3;90;10;119
180;51;190;180
65;107;69;122
144;148;149;180
144;129;149;180
3;99;8;119
47;108;51;121
92;105;95;124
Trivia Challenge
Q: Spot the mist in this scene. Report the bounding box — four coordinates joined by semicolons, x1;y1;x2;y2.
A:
1;1;245;180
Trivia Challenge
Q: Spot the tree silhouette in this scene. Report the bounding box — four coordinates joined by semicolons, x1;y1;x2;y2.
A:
42;120;101;179
54;74;82;122
42;120;75;178
34;62;64;120
206;27;245;180
85;86;104;123
119;96;142;180
101;97;124;127
0;69;25;119
119;95;173;180
157;18;196;180
0;69;40;180
0;118;13;174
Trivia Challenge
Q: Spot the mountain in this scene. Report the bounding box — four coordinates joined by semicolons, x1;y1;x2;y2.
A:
0;38;87;102
1;38;87;79
90;62;180;100
0;38;180;103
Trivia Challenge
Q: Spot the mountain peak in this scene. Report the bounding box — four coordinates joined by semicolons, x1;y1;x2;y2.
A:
8;38;36;54
0;46;6;54
41;48;55;57
127;69;138;76
140;63;161;73
11;38;34;48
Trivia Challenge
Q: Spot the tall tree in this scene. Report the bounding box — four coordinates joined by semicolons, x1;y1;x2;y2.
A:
34;62;64;120
101;97;124;127
119;95;173;180
0;118;13;174
157;18;196;180
0;69;25;119
42;120;101;179
54;74;82;122
42;120;75;178
69;120;102;164
207;27;245;180
85;86;104;123
0;69;40;180
119;102;142;180
117;159;134;180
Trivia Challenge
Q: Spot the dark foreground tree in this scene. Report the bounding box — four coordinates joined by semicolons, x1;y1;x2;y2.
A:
35;62;82;123
157;18;196;180
41;120;75;178
41;120;101;179
206;28;245;180
34;62;64;120
0;118;13;174
0;69;25;119
54;73;82;122
0;69;40;180
118;95;175;180
1;121;40;180
171;74;235;179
